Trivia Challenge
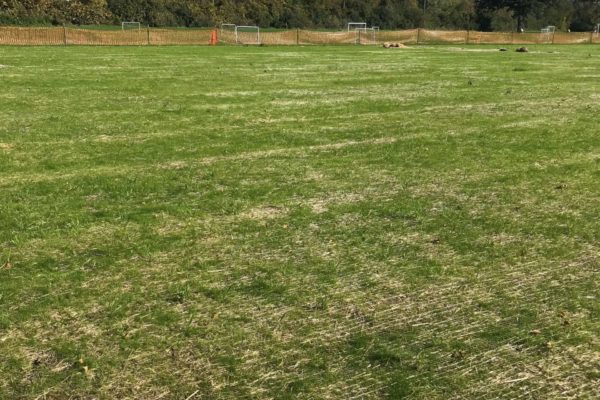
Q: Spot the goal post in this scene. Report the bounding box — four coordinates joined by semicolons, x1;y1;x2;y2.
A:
235;25;260;45
121;21;141;31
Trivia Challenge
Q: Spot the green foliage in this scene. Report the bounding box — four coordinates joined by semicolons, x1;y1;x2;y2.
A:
0;0;598;31
424;0;476;29
571;0;600;31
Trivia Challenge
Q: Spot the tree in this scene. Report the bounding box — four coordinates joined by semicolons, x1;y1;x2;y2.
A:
3;0;597;31
476;0;544;31
571;0;600;31
424;0;475;29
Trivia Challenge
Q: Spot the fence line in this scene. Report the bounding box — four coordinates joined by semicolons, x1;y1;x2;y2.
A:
1;26;599;46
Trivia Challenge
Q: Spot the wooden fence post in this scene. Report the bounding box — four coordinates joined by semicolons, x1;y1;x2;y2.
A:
590;31;594;44
63;24;67;46
147;26;150;45
416;28;421;45
296;28;299;45
466;30;470;45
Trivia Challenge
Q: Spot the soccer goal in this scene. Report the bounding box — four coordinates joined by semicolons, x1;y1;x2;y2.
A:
356;27;378;44
235;25;260;45
219;23;237;44
541;25;555;43
595;23;600;36
121;21;141;31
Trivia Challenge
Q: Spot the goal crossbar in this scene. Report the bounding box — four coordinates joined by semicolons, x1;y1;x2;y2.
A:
347;22;367;32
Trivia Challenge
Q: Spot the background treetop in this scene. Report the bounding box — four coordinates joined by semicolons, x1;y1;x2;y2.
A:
1;0;599;32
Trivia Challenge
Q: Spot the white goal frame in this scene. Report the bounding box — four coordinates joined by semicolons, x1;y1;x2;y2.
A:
219;24;237;44
347;22;367;32
541;25;555;43
235;25;260;45
595;23;600;36
355;27;378;44
121;21;141;31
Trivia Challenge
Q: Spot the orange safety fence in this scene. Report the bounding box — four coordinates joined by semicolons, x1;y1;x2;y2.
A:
0;26;64;45
470;31;513;44
261;30;297;45
377;29;419;44
298;30;358;45
1;26;600;46
553;31;594;44
421;29;469;44
66;28;147;45
148;28;212;45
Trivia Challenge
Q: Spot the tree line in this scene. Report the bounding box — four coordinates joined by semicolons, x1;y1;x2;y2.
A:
1;1;599;32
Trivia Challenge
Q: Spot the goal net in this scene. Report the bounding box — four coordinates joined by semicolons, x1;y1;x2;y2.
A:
220;23;237;44
541;25;555;43
122;21;141;31
355;28;378;44
235;25;260;45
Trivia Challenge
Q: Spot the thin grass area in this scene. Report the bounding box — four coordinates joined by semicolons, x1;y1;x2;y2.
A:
0;45;599;399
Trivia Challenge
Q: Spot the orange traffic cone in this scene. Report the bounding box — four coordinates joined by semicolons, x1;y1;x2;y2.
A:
210;30;218;45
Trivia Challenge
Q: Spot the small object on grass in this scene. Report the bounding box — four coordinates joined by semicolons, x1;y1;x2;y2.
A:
499;48;508;52
451;349;465;359
529;329;541;335
383;42;406;49
516;47;529;53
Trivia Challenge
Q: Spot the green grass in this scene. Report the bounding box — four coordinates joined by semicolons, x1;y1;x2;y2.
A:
1;44;599;399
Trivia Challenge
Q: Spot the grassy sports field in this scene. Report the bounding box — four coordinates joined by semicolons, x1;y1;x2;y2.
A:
0;44;599;399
